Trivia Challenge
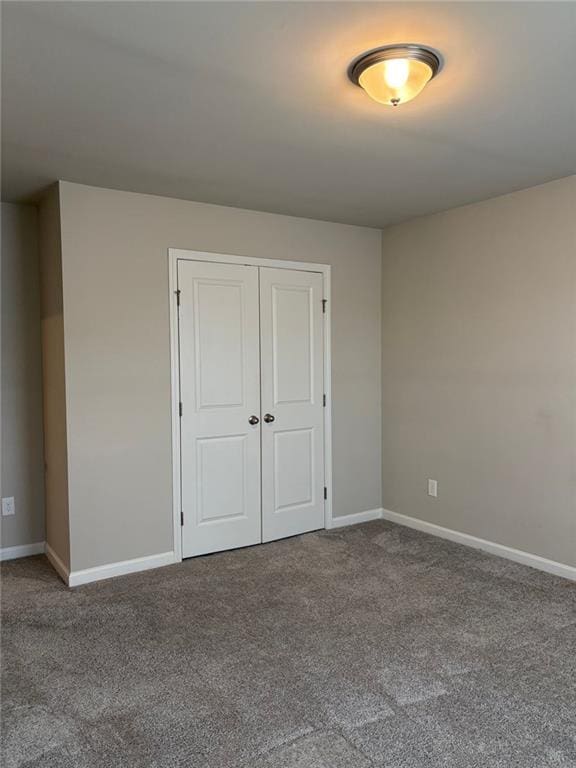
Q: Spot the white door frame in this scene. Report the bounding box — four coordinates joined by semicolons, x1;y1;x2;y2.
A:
168;248;333;562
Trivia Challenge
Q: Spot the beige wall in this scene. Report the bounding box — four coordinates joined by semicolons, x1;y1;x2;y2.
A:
1;203;45;549
58;182;382;571
381;176;576;567
39;186;70;568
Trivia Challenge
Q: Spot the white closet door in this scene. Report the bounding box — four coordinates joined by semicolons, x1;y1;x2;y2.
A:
259;267;325;542
178;260;261;557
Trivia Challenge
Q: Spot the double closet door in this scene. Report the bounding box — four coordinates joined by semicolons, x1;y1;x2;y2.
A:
178;259;325;558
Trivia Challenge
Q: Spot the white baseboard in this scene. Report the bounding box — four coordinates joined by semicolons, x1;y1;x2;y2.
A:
0;541;45;561
9;512;573;586
328;507;383;529
45;543;70;583
381;508;576;582
68;551;178;587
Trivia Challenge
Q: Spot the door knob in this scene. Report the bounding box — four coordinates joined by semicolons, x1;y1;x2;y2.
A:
263;413;275;423
248;415;259;425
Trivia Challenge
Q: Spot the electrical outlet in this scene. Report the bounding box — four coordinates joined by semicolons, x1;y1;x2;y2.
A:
2;497;15;516
427;479;438;498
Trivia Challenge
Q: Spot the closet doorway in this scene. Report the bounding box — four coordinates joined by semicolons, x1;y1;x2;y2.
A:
169;250;333;559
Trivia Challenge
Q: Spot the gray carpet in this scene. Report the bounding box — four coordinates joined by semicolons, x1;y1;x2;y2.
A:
2;520;575;768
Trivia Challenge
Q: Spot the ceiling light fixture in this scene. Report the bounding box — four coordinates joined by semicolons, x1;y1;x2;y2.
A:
349;44;442;107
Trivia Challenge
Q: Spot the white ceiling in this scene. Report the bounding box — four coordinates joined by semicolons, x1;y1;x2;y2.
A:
2;1;575;228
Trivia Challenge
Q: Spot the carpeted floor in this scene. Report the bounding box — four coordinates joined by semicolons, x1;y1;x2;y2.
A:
2;520;575;768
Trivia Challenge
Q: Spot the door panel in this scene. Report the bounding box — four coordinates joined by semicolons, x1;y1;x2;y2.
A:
274;427;314;510
194;281;245;409
260;268;325;542
197;435;247;522
273;286;313;404
178;260;261;557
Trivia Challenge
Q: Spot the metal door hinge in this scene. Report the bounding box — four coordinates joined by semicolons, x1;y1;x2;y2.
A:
175;289;181;306
180;510;184;526
179;402;183;417
322;299;327;314
323;394;326;407
324;487;328;500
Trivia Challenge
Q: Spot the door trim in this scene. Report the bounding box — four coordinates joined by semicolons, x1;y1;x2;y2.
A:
168;249;333;563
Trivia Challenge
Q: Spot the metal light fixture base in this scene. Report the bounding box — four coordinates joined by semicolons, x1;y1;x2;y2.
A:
348;43;443;87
